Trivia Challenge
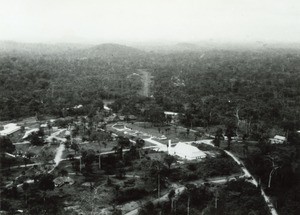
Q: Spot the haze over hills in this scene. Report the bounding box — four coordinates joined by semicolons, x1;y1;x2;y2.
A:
1;41;300;61
75;43;147;59
0;41;91;56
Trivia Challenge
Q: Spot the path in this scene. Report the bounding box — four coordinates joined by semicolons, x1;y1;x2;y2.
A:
1;162;43;172
124;174;244;215
106;123;277;215
137;69;151;97
192;141;278;215
4;129;68;187
224;150;277;215
114;122;278;215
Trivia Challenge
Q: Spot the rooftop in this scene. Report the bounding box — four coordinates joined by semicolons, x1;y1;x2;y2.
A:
0;123;21;136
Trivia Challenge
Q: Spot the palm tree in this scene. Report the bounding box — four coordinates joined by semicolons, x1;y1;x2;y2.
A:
135;138;145;160
225;126;234;150
22;182;30;206
113;136;131;160
47;121;52;135
213;128;223;147
150;160;164;198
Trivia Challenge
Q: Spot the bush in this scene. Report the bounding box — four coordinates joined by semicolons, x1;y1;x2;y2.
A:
139;201;157;215
115;187;148;203
0;199;12;211
183;172;198;181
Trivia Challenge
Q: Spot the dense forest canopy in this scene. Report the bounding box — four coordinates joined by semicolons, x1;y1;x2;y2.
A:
1;43;300;136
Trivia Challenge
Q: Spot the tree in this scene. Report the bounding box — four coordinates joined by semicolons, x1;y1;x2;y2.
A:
65;135;71;151
225;125;235;150
2;156;15;170
25;151;35;160
40;149;54;165
37;127;45;137
116;161;126;179
113;136;131;160
125;145;139;163
145;103;165;126
37;174;55;191
168;189;176;212
71;125;79;137
66;154;75;163
0;136;15;154
0;199;12;212
149;160;167;198
29;131;45;146
118;136;131;148
135;138;145;160
23;182;30;206
186;128;190;137
59;168;68;177
81;149;96;173
139;201;157;215
47;121;52;135
213;128;223;148
71;142;79;154
164;154;177;170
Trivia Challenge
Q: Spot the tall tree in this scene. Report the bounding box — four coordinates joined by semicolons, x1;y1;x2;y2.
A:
0;136;15;154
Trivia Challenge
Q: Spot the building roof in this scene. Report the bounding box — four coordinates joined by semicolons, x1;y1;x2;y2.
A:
173;142;206;160
0;123;21;136
164;111;179;116
274;135;286;141
104;105;111;111
22;128;39;139
74;104;83;109
54;176;74;187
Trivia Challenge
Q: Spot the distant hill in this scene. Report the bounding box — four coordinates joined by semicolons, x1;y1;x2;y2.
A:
75;43;146;59
0;41;147;60
174;42;200;51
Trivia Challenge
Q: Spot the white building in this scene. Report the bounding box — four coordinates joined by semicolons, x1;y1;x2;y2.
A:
104;105;111;111
269;135;287;144
164;111;179;124
22;128;39;139
169;142;206;160
0;123;21;136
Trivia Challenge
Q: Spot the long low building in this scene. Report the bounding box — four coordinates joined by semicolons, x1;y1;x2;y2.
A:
0;123;21;136
168;142;206;160
269;135;287;144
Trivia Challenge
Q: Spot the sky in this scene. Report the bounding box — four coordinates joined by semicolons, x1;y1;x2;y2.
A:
0;0;300;44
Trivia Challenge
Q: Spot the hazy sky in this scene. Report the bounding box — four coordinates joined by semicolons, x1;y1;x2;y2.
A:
0;0;300;44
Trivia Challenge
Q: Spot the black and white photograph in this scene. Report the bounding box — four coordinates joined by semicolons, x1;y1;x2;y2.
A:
0;0;300;214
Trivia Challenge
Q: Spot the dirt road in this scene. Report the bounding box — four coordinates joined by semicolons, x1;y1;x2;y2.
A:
137;69;151;97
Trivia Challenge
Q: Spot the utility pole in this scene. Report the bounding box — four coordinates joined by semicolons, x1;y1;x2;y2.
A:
98;154;101;169
158;172;160;198
215;190;219;215
98;141;102;169
174;200;177;215
215;193;218;209
79;157;82;172
187;195;190;215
